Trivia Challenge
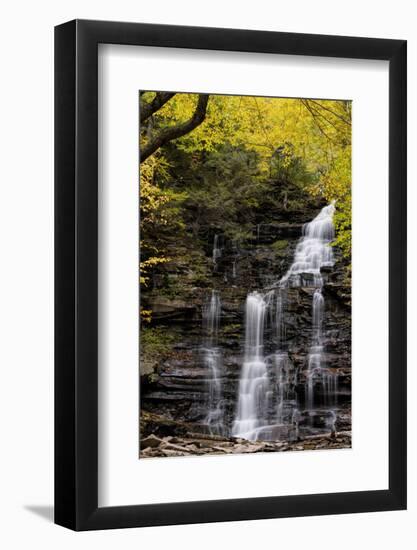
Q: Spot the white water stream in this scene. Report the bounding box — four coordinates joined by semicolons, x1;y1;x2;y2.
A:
202;290;224;434
232;292;269;439
232;203;339;441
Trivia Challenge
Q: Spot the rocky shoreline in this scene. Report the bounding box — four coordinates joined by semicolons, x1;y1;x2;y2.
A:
139;411;351;458
140;430;352;459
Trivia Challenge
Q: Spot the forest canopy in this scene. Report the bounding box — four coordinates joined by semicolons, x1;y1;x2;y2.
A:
139;92;351;321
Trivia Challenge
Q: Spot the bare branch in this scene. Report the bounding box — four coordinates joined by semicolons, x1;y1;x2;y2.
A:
304;100;341;133
252;98;274;152
307;99;351;126
301;99;333;142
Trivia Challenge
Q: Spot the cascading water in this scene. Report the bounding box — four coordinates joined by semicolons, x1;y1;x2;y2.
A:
256;223;262;242
280;203;338;414
312;288;324;341
202;290;224;434
280;203;335;288
275;289;285;348
306;289;325;409
232;203;339;442
304;273;338;412
212;234;222;270
232;292;269;440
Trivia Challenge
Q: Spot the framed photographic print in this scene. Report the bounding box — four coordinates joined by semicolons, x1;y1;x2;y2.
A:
55;20;407;530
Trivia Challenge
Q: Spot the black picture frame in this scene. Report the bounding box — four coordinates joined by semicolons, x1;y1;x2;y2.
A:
55;19;407;531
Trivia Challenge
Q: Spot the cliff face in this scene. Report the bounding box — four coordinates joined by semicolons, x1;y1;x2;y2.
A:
140;201;351;450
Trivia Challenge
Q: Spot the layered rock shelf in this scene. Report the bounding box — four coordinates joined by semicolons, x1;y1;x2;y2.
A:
140;201;351;457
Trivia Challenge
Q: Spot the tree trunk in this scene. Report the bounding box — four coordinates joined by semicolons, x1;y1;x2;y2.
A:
140;94;209;163
140;92;176;124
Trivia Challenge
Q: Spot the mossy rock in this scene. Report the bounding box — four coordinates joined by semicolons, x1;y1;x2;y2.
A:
271;239;289;250
221;323;242;335
270;239;289;257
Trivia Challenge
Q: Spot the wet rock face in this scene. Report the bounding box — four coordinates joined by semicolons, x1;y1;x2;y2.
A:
140;205;351;439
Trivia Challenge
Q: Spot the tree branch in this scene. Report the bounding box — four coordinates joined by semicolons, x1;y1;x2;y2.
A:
140;92;176;124
140;94;209;162
252;97;274;151
303;100;341;133
307;99;351;126
301;99;333;142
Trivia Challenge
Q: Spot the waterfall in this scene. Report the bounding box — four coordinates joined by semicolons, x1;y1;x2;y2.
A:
232;259;237;279
271;351;297;424
231;203;339;442
212;234;222;270
312;288;324;343
256;223;261;242
232;292;269;440
306;288;338;410
275;289;285;347
202;290;224;434
278;204;338;413
280;203;335;288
